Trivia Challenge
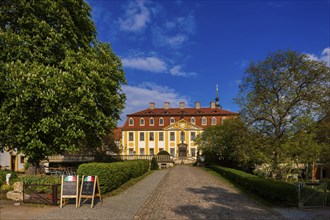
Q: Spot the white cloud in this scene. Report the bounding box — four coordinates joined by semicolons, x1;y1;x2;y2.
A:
320;47;330;66
152;13;196;48
122;57;167;72
166;34;187;47
118;0;151;32
119;83;190;125
169;65;196;77
305;47;330;67
122;56;197;77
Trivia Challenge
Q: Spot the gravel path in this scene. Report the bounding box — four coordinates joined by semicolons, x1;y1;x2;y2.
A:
3;165;329;220
35;169;169;220
135;165;282;220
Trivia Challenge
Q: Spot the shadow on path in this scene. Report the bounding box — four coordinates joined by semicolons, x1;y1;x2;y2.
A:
172;186;282;219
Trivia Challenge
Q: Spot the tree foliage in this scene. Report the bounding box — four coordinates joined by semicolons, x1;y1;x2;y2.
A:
196;118;266;171
0;0;126;171
235;50;329;178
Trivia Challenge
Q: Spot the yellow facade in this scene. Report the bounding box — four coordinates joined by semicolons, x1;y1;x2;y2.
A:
121;119;202;158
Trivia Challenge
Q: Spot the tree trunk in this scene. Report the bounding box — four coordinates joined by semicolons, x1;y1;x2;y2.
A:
26;159;42;175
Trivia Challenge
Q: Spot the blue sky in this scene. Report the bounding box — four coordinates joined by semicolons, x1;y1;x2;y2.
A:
86;0;330;125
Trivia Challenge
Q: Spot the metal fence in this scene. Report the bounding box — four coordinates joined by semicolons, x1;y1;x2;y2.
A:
23;183;61;206
297;182;329;207
119;155;173;162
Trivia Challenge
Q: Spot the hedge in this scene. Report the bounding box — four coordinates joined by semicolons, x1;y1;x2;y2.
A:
209;165;298;206
77;160;149;194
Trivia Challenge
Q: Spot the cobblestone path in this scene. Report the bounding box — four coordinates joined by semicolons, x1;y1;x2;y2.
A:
134;165;282;220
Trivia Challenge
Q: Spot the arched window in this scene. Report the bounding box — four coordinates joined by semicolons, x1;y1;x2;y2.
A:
190;117;195;124
211;117;217;125
140;118;145;126
129;118;134;126
149;118;154;126
159;117;164;125
222;117;227;124
202;117;207;125
170;117;175;124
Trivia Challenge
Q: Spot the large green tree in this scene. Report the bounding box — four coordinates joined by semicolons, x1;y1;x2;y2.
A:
196;118;266;171
236;50;329;178
0;0;126;172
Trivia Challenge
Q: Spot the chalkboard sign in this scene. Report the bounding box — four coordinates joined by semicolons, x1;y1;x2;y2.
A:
79;176;102;208
60;175;79;208
63;176;78;195
81;176;96;195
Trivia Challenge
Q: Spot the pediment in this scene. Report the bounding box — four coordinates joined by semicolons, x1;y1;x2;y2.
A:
164;119;202;131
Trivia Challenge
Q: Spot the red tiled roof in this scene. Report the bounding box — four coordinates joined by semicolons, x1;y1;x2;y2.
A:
121;107;238;130
127;107;236;116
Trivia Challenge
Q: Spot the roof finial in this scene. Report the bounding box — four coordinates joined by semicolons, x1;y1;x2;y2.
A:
215;83;222;109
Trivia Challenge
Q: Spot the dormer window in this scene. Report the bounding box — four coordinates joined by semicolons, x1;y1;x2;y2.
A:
211;117;217;125
149;118;154;126
170;117;175;124
202;117;207;125
190;117;195;124
129;118;134;126
159;117;164;126
140;118;145;126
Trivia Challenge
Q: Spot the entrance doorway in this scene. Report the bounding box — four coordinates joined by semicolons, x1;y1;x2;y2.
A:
178;143;187;159
11;155;17;171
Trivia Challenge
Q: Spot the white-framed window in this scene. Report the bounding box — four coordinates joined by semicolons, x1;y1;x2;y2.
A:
180;131;185;142
159;132;164;141
222;117;227;124
170;148;175;156
129;118;134;126
190;132;196;141
140;118;145;126
150;148;155;155
159;117;164;125
149;132;154;141
129;148;134;155
202;117;207;125
140;132;145;141
170;117;175;124
190;117;195;124
149;118;154;126
211;117;217;125
129;132;134;141
140;148;145;155
20;156;26;164
170;132;175;141
191;148;196;157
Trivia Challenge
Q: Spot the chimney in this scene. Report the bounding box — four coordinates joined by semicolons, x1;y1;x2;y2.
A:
180;102;185;109
210;102;216;109
195;101;200;109
149;102;155;109
164;102;169;109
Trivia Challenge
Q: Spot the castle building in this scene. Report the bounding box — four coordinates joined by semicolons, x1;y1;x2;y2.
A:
120;86;238;161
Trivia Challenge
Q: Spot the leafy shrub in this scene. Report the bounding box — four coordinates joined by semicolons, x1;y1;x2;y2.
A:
20;175;61;193
150;157;159;170
209;165;298;206
77;160;149;194
0;170;19;186
1;184;13;192
20;175;61;185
